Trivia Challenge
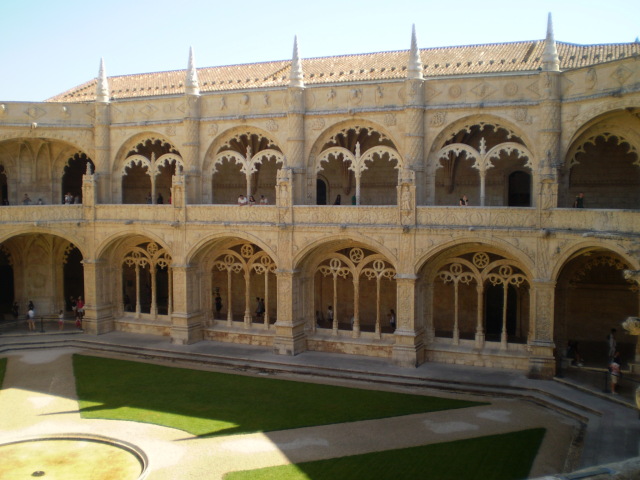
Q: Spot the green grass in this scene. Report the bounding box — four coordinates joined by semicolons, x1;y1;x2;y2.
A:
73;354;485;436
0;357;6;389
224;428;546;480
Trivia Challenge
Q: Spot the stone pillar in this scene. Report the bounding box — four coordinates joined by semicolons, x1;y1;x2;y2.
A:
170;264;203;344
287;87;305;204
527;279;556;379
81;259;114;335
273;269;306;356
183;94;201;204
82;170;96;221
392;274;425;367
404;77;425;202
94;103;111;203
537;71;562;210
398;168;416;227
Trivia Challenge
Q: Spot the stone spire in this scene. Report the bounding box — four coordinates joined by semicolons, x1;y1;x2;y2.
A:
407;24;423;80
289;36;304;88
185;46;200;95
96;58;110;103
541;13;560;72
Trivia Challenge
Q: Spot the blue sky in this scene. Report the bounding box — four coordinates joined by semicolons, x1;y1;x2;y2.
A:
1;0;639;102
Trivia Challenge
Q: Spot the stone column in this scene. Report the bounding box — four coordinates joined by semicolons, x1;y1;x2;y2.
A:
537;72;562;210
527;279;556;379
404;78;425;205
392;274;425;367
81;259;114;335
183;94;201;204
287;87;305;204
170;264;203;344
273;269;306;356
94;102;111;203
82;170;96;221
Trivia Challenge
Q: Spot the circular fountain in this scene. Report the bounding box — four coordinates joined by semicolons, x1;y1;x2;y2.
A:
0;434;148;479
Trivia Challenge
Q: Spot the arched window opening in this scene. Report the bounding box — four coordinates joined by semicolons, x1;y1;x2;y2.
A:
62;153;94;204
122;163;151;204
317;126;401;206
435;123;531;206
569;134;640;209
122;242;172;318
209;242;277;328
554;251;638;367
212;132;283;204
433;251;529;348
315;247;396;337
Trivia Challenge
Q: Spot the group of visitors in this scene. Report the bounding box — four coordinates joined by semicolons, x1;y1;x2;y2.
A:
565;328;622;395
238;194;268;206
63;192;81;204
69;295;85;330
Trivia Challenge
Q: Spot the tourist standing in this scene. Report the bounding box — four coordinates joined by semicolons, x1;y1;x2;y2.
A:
573;192;585;208
609;351;621;394
388;309;396;330
459;194;469;206
327;305;334;326
75;296;84;329
26;305;35;332
23;194;32;205
58;310;65;331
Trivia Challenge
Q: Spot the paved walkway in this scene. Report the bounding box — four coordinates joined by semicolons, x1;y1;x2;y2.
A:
1;329;639;479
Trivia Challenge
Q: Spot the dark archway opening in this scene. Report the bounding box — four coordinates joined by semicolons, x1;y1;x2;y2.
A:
62;153;94;204
0;249;14;316
316;179;327;205
0;165;8;205
508;170;531;206
63;247;84;312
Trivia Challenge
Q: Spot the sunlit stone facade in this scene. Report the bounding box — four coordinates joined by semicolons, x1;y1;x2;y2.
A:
1;21;639;378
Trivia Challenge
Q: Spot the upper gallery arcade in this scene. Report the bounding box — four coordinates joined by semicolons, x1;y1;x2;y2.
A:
0;16;639;379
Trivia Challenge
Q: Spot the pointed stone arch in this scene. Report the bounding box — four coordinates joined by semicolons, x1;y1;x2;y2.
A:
306;244;397;338
116;134;183;204
431;118;534;206
554;246;639;366
203;128;285;204
563;112;640;209
309;121;404;206
202;239;278;330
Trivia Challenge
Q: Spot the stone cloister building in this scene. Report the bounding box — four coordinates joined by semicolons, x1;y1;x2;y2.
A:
1;17;639;379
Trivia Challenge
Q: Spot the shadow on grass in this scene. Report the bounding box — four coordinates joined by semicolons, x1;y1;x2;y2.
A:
73;354;486;437
224;428;546;480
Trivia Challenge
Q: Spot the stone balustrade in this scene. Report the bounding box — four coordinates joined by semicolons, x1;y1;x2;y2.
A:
0;204;637;236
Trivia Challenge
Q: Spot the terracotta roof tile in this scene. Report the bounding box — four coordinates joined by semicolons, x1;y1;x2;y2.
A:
46;40;640;102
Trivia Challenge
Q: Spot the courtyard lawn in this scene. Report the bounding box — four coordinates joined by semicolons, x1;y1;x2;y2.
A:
224;428;546;480
0;357;6;389
73;354;485;437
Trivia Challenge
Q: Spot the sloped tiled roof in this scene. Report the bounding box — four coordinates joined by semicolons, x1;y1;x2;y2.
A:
47;40;640;103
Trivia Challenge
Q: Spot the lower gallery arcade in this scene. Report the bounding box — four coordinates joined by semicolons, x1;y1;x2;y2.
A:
1;227;637;378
